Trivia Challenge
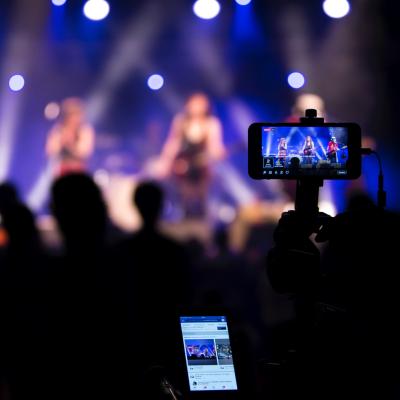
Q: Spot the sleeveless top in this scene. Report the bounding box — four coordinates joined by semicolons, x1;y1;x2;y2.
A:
174;120;210;183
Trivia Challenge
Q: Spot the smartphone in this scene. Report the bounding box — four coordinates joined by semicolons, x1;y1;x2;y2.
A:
179;315;240;398
248;122;362;179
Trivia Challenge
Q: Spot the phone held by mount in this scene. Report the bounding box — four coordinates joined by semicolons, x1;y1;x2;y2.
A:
248;122;361;180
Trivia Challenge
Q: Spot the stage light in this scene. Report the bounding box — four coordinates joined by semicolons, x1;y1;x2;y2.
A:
323;0;350;19
52;0;67;6
193;0;221;20
287;72;305;89
147;74;164;91
83;0;110;21
235;0;252;5
9;74;25;92
44;102;60;120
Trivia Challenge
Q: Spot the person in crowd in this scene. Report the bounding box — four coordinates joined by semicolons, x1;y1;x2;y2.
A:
48;173;115;400
113;181;189;390
0;197;50;400
266;192;400;398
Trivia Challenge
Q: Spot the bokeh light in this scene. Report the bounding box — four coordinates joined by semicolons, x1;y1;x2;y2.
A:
287;72;305;89
44;102;61;120
83;0;110;21
323;0;350;19
147;74;164;91
51;0;67;6
235;0;252;5
193;0;221;20
9;75;25;92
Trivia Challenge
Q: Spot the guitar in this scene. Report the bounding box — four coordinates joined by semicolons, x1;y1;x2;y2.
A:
326;145;348;161
171;141;247;178
141;141;246;180
327;145;347;155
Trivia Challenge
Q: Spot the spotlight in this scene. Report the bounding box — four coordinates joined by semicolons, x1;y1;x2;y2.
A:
323;0;350;19
235;0;252;5
147;74;164;91
193;0;221;20
83;0;110;21
287;72;305;89
9;74;25;92
44;102;60;120
52;0;67;5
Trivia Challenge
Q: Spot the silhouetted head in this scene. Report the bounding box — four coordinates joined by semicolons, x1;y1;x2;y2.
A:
134;181;163;229
0;182;19;214
347;192;376;213
2;203;39;251
214;225;229;253
51;174;107;248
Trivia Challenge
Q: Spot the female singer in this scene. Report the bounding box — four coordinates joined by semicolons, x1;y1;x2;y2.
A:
46;98;95;176
277;138;287;158
302;135;315;156
157;93;226;217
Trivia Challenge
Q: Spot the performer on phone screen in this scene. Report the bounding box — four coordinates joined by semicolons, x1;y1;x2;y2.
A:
157;93;226;217
277;138;287;158
45;98;95;176
302;135;315;165
302;135;315;156
277;137;287;167
326;136;338;163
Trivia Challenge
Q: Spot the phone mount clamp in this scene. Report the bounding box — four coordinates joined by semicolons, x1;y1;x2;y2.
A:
294;109;324;221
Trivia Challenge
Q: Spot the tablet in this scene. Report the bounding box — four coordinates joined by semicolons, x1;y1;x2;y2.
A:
179;315;239;394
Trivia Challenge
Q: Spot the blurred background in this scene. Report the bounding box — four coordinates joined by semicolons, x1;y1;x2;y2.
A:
0;0;399;232
1;2;399;396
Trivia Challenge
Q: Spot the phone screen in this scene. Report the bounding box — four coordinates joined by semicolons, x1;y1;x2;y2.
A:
180;316;238;392
261;125;349;177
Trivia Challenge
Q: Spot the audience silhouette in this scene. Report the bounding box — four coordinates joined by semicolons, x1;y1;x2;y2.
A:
47;174;113;399
266;192;400;399
0;182;19;215
112;181;188;394
0;201;49;400
1;174;399;399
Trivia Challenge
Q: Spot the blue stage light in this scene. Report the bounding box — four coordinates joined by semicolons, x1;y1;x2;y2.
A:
323;0;350;19
147;74;164;91
83;0;110;21
287;72;305;89
235;0;252;5
193;0;221;20
52;0;67;6
9;75;25;92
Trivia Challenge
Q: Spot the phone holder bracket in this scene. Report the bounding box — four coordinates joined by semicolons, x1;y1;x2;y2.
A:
295;109;325;219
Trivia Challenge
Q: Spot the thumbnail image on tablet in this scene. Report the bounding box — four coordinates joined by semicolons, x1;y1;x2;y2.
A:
179;316;238;392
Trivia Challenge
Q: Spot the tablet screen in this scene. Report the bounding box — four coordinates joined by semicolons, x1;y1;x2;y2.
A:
180;316;238;391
